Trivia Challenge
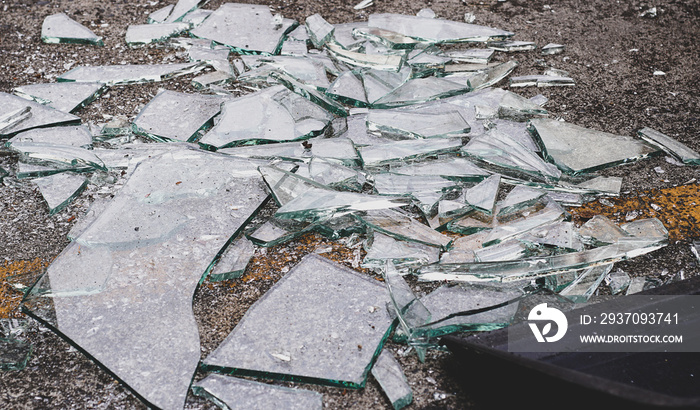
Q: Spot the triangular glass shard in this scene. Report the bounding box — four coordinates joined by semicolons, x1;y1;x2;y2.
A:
483;200;565;246
239;55;329;90
372;77;469;109
13;82;106;113
147;4;174;24
529;119;660;174
0;93;80;137
559;264;613;303
367;13;513;43
132;90;224;142
326;43;404;72
638;127;700;165
442;48;494;64
390;157;489;182
201;254;393;388
577;215;631;246
0;338;32;371
358;209;452;248
542;43;565;55
190;3;298;55
41;13;103;46
575;176;623;195
163;0;207;23
208;237;256;282
33;172;88;215
463;60;518;90
359;66;412;104
621;218;668;239
57;63;205;86
497;185;547;216
325;70;369;107
359;137;462;167
192;374;323;410
497;91;548;121
305;13;334;48
7;125;92;148
309;138;361;167
7;142;106;171
23;150;270;409
181;8;212;27
474;238;529;262
510;75;575;87
464;174;500;214
439;231;489;263
333;22;368;50
246;219;314;247
308;157;364;191
519;221;584;252
363;232;440;270
125;23;190;47
270;72;348;117
444;209;494;235
371;350;413;410
488;40;536;52
606;269;631;295
367;108;470;139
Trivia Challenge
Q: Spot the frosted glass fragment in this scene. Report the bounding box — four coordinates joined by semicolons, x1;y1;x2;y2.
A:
190;3;297;55
371;350;413;410
367;13;513;43
270;72;348;117
58;63;204;86
33;172;88;215
209;237;256;282
192;374;323;410
541;43;565;55
7;142;106;171
13;82;106;113
606;270;631;295
358;209;452;248
638;127;700;165
125;23;190;47
148;4;174;24
41;13;103;46
367;109;470;139
305;14;334;48
389;157;489;182
202;254;393;388
497;185;546;216
464;174;500;214
8;125;92;148
510;75;575;88
441;48;494;64
132;90;224;142
353;27;421;50
0;93;80;136
372;77;469;108
164;0;207;23
488;40;536;52
325;70;368;107
363;232;440;270
359;137;462;167
559;264;613;303
327;43;404;71
0;338;32;371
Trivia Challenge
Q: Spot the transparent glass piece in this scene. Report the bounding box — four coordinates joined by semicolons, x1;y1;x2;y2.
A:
132;90;224;142
638;127;700;165
209;237;256;282
372;77;469;109
190;3;297;55
326;43;404;71
181;8;213;27
621;218;668;239
497;185;546;216
359;137;462;167
488;40;536;52
383;261;431;349
281;40;309;56
58;63;204;86
13;82;106;113
464;174;500;214
358;209;452;248
509;75;575;87
367;108;470;139
125;23;190;46
219;141;308;162
33;172;88;215
305;13;334;48
445;209;494;235
24;149;270;409
606;269;631;295
246;220;313;247
163;0;207;23
192;374;323;410
333;22;368;50
439;231;490;263
188;46;230;63
459;60;519;90
578;215;630;246
308;157;364;191
559;264;613;303
474;238;528;262
545;191;583;207
15;162;91;179
497;91;548;121
148;4;174;24
192;70;233;89
325;70;369;107
442;48;494;64
390;157;488;182
359;66;412;104
373;173;458;217
41;13;103;46
362;231;440;270
371;350;413;410
529;94;549;106
67;197;112;241
519;221;584;252
354;27;421;50
483;200;565;246
543;68;571;77
541;43;565;55
343;113;388;147
270;72;348;117
367;13;513;43
201;254;393;388
287;24;310;42
575;176;623;195
0;93;80;136
7;125;92;148
0;338;32;371
625;276;647;295
7;142;106;171
310;138;361;167
436;199;472;225
240;55;330;90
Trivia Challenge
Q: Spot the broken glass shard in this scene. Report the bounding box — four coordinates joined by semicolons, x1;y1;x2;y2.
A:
41;13;103;46
439;231;489;263
442;48;494;64
219;141;308;162
445;210;494;235
33;173;88;215
510;75;575;87
192;374;323;410
15;162;91;179
0;93;80;136
620;218;668;239
23;149;270;409
606;269;631;295
181;8;213;27
13;82;106;114
201;254;393;388
308;157;364;191
497;91;548;121
188;46;230;64
342;113;388;147
483;200;565;246
333;22;368;50
359;137;462;167
192;71;233;90
148;4;174;24
363;232;440;270
240;55;329;90
390;157;488;182
488;40;536;52
353;27;421;50
0;106;32;135
474;239;528;262
371;350;413;410
132;90;223;142
57;63;204;86
497;185;546;216
305;14;334;48
281;40;309;56
208;237;256;282
367;13;513;43
541;43;565;55
309;138;361;166
461;60;518;90
358;209;452;248
164;0;207;23
464;174;500;214
626;276;647;295
190;3;297;55
247;220;313;247
575;176;623;195
359;66;412;104
7;142;106;171
367;108;470;139
529;94;549;106
325;70;369;107
559;264;613;303
0;338;32;371
270;72;348;117
373;173;459;216
125;23;190;47
7;125;92;148
326;43;404;71
519;221;584;252
372;77;469;109
638;127;700;165
578;215;630;246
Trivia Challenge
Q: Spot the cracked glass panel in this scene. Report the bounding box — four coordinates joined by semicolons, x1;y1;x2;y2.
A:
325;70;369;107
371;350;412;410
41;13;103;46
305;13;334;48
192;374;323;410
202;254;393;388
0;93;80;136
125;23;190;47
367;108;470;139
359;138;462;167
578;215;631;246
209;237;256;282
32;173;88;215
372;77;469;109
367;13;513;43
363;231;440;270
13;82;106;114
163;0;207;23
497;185;546;216
57;63;204;86
358;209;452;248
541;43;565;55
7;142;106;171
464;174;500;214
389;157;489;182
190;3;297;55
488;40;536;52
132;90;224;142
559;264;613;303
24;149;270;409
638;127;700;165
7;125;92;148
0;338;32;371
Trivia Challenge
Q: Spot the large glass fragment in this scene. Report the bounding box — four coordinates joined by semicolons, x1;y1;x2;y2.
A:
359;137;462;167
7;125;92;148
13;82;106;113
358;209;452;248
367;108;470;139
41;13;103;46
371;350;413;410
343;113;388;147
7;142;106;171
363;231;440;270
325;70;369;107
192;374;323;410
0;93;80;137
125;23;190;47
497;185;546;216
0;338;32;371
510;75;575;88
208;237;256;282
132;90;224;142
637;127;700;165
483;200;565;246
372;77;469;108
464;174;500;214
559;264;613;303
24;149;270;409
367;13;513;43
389;157;489;182
529;119;660;174
305;14;334;48
606;269;631;295
578;215;630;246
57;63;204;86
326;43;404;72
354;27;421;50
148;4;174;24
239;55;329;90
270;72;348;117
32;173;88;215
163;0;207;23
307;157;364;191
190;3;297;55
201;254;393;388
